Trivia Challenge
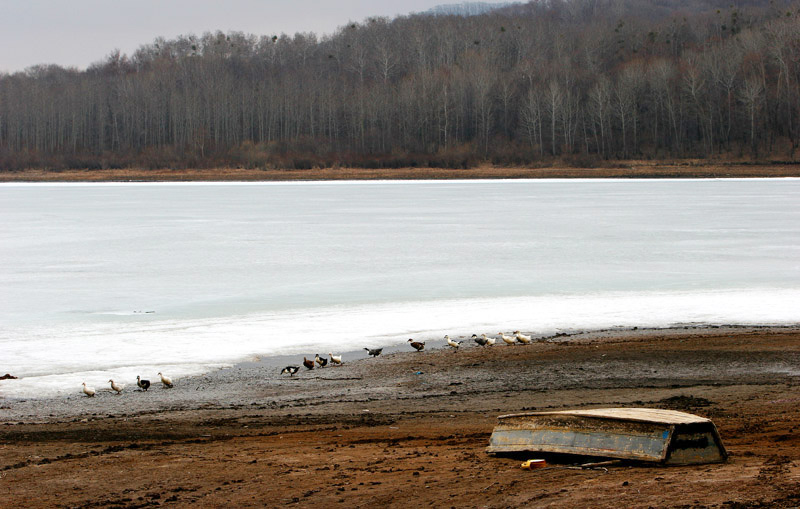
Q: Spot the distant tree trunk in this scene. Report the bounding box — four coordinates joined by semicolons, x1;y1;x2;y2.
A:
547;80;563;156
740;76;763;157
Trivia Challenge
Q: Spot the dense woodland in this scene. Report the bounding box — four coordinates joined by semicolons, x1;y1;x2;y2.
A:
1;0;799;171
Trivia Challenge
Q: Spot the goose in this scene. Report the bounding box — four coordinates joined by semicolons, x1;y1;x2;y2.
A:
315;354;328;368
513;330;533;344
81;382;96;397
108;379;123;394
329;353;343;365
157;372;174;388
303;357;315;370
136;375;151;391
472;334;488;347
481;333;496;346
280;365;300;376
408;339;425;351
445;335;463;350
364;348;382;357
499;332;516;346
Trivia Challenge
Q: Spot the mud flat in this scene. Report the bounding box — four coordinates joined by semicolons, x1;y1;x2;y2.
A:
2;326;800;508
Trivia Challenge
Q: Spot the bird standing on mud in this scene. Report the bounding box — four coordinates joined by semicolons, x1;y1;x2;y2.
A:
81;382;96;397
445;335;463;351
136;375;151;391
158;372;174;388
481;333;496;346
108;379;123;394
408;339;425;351
280;366;300;376
472;334;488;347
303;357;315;370
315;354;328;368
364;348;383;357
513;331;532;345
329;353;343;365
499;332;516;346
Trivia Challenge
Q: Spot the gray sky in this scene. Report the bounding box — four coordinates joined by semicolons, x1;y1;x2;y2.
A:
0;0;511;73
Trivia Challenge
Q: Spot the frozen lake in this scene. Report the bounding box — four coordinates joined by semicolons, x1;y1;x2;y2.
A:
1;179;799;398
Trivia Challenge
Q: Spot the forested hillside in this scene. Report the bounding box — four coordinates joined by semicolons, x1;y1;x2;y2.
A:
1;0;799;171
426;2;518;16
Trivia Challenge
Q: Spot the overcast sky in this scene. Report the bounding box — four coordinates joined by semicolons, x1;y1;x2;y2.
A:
0;0;512;73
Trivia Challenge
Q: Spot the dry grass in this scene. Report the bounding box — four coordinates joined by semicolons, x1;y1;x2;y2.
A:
2;161;799;182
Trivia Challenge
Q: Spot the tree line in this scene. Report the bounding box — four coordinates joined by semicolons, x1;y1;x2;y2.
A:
1;0;799;171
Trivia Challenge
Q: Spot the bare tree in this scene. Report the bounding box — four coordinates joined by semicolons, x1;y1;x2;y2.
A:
739;75;764;156
588;76;612;157
546;80;564;156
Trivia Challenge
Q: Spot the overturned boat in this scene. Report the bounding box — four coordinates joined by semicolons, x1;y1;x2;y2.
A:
487;408;727;465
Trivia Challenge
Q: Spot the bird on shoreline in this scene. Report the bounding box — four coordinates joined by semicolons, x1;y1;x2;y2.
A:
315;354;328;368
158;372;174;388
481;333;496;346
472;334;488;347
408;339;425;351
364;348;383;357
445;335;463;351
108;379;123;394
136;375;151;391
499;332;516;346
280;365;300;376
329;353;343;365
513;330;533;345
303;357;315;370
81;382;96;397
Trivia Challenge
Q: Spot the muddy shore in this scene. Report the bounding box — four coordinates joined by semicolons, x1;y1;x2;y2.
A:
2;162;800;182
2;326;800;508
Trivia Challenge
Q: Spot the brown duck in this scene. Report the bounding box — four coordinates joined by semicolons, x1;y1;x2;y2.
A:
407;339;425;351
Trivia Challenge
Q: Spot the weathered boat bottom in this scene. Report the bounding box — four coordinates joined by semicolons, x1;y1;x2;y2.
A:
487;408;728;465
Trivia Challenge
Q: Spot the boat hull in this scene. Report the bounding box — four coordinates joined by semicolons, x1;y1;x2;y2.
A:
487;408;727;465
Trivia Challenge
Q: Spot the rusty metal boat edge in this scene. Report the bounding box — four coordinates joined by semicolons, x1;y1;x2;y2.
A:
486;408;728;465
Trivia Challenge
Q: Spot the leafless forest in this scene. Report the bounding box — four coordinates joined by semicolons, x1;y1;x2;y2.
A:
1;0;799;171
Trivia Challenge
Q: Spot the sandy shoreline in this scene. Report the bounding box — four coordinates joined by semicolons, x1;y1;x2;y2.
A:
3;325;800;507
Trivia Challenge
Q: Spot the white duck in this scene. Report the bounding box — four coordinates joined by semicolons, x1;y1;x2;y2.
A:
108;379;123;394
499;332;516;346
82;382;96;397
481;333;497;346
514;330;533;344
445;335;462;350
329;353;343;365
157;372;174;388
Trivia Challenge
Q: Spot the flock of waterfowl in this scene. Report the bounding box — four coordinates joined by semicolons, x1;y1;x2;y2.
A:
80;372;173;397
80;330;539;394
281;352;346;376
279;330;539;376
